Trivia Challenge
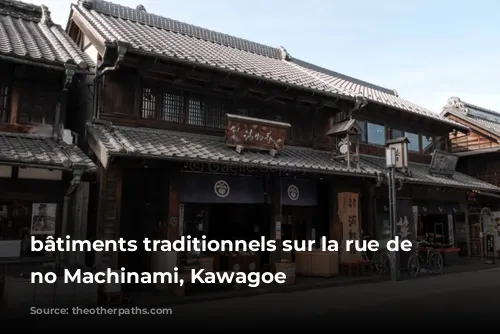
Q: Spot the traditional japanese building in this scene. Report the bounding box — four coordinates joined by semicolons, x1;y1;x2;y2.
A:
64;0;499;292
0;0;95;293
442;97;500;257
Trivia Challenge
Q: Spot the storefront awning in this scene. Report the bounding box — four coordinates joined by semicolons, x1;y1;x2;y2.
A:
281;179;317;206
0;132;96;172
363;155;500;192
86;121;500;192
180;172;266;204
413;201;462;215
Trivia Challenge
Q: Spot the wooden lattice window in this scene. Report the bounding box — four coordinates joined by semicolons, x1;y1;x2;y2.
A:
206;99;229;129
141;87;156;119
18;83;57;125
187;97;204;126
141;86;185;122
0;84;8;123
162;92;184;123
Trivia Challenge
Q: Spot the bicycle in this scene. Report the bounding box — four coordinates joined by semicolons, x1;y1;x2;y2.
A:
361;235;390;275
407;240;443;278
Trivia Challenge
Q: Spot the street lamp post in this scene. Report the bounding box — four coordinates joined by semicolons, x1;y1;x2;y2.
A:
385;147;400;281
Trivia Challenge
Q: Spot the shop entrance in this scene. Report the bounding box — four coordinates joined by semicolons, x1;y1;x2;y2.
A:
182;203;269;272
120;168;166;292
420;214;450;244
281;206;313;261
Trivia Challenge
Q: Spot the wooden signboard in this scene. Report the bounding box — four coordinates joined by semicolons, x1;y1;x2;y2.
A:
225;114;291;152
429;150;458;176
338;192;361;262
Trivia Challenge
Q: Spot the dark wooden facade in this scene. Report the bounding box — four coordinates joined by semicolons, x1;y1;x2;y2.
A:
0;59;93;274
74;55;472;270
65;2;498;277
447;114;500;187
87;56;452;162
442;99;500;257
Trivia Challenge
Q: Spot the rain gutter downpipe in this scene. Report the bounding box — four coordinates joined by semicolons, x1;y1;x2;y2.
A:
93;42;129;119
56;168;83;272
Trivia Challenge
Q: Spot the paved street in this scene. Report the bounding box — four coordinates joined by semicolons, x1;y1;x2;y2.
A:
14;266;500;329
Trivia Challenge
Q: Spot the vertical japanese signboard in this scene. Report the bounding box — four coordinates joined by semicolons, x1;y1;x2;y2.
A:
338;192;361;262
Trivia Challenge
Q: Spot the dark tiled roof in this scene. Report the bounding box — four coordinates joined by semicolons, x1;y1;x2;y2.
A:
0;131;96;171
290;59;463;128
363;155;499;192
72;1;348;97
442;97;500;137
0;0;94;70
86;121;382;176
84;0;280;59
73;0;464;130
86;121;499;192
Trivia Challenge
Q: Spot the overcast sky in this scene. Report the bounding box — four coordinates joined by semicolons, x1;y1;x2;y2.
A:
31;0;500;113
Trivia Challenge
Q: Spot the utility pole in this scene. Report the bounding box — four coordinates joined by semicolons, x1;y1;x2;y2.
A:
386;147;400;281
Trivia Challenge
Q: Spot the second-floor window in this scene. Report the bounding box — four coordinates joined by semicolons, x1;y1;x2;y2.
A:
187;97;204;126
17;83;57;125
423;135;446;153
163;92;184;123
422;135;433;154
391;129;420;152
405;132;420;152
358;121;385;145
138;83;311;141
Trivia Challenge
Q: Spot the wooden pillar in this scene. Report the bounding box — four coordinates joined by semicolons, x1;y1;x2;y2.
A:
167;169;180;242
95;164;122;270
9;83;19;124
268;173;282;270
462;204;471;257
329;183;341;242
150;168;180;291
69;182;90;267
368;185;376;239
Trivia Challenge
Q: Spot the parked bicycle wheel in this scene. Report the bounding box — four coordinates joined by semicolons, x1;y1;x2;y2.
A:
373;250;390;274
407;254;420;278
428;252;443;274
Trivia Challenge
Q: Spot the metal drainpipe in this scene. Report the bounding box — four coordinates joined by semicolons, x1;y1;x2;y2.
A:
93;43;129;119
56;195;71;272
55;169;82;272
53;64;76;141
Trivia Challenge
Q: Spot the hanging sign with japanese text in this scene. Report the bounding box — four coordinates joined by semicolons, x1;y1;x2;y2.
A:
338;192;361;262
225;114;291;152
429;150;458;176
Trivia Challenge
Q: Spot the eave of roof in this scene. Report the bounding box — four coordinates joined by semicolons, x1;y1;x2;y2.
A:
71;0;467;132
0;0;95;71
0;131;97;171
85;121;500;192
442;97;500;139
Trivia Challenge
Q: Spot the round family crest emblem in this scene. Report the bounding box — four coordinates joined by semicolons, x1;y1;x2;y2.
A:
249;263;256;271
214;180;230;198
233;264;240;272
169;217;178;226
287;185;299;201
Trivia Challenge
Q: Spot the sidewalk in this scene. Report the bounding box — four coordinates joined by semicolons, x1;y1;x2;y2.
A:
130;257;500;308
